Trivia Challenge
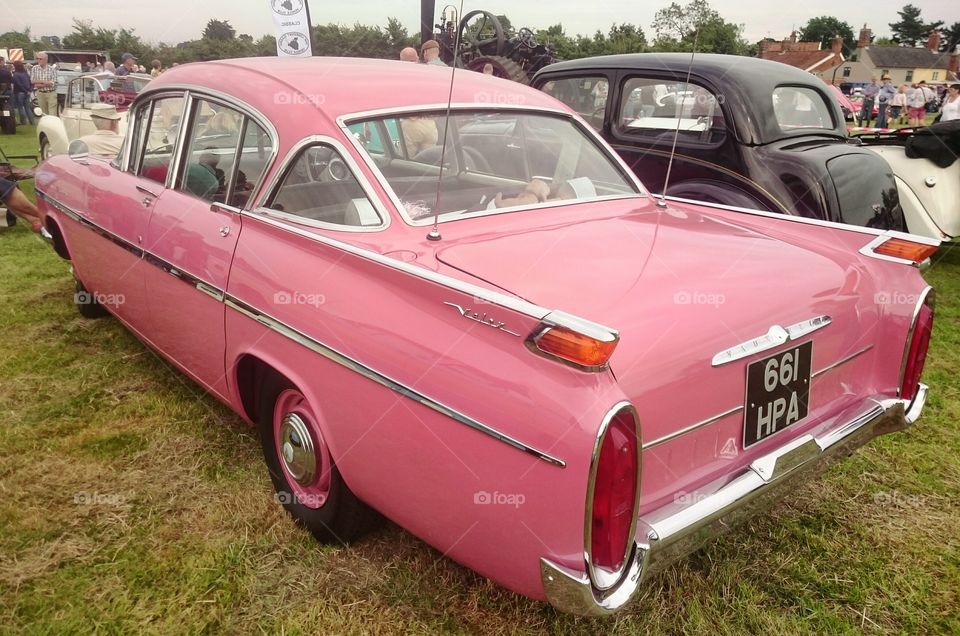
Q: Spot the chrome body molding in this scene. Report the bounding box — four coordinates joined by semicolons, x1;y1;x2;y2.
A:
712;315;831;367
541;386;927;616
38;187;572;466
223;294;566;467
644;344;872;450
664;195;944;242
238;210;620;346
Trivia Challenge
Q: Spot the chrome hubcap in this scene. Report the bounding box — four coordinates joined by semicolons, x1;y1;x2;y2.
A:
278;413;317;485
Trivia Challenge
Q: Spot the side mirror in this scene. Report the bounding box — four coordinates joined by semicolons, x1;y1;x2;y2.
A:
68;139;90;164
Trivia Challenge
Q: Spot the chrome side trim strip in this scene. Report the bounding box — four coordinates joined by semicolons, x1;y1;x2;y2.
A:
238;210;620;343
223;294;565;467
811;345;873;378
712;315;831;367
642;405;745;450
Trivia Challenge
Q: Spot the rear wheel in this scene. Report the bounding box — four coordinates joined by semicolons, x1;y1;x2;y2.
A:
39;135;51;161
257;377;379;543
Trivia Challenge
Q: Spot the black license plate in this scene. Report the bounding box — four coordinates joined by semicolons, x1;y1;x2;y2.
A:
743;342;813;448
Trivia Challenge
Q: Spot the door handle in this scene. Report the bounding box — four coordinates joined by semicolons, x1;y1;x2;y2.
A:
219;226;231;237
136;183;161;198
141;197;153;208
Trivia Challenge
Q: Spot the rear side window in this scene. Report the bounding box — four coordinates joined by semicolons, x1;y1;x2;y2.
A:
772;86;834;131
616;77;726;145
266;144;383;228
541;76;609;131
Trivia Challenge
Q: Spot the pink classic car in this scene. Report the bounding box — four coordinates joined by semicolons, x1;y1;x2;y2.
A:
35;57;938;615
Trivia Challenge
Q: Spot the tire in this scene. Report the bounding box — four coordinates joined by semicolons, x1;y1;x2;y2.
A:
257;376;380;544
467;55;530;84
39;135;51;161
74;278;109;319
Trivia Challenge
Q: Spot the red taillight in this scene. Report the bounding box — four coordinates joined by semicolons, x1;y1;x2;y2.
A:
588;407;639;587
901;292;935;402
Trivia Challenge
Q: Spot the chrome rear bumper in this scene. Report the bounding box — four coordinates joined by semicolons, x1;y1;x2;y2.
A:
540;385;927;616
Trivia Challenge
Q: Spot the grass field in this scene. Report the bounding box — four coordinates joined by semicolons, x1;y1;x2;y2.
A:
1;124;958;634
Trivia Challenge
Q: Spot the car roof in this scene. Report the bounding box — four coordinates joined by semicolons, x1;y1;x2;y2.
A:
146;57;566;123
536;53;848;144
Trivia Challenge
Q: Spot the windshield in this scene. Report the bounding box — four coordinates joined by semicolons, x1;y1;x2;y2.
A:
347;110;639;223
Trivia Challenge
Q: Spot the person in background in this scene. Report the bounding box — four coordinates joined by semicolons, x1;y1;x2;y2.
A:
905;83;927;127
917;80;936;112
482;63;494;75
77;104;123;159
116;53;137;77
11;61;34;126
399;47;419;63
421;40;447;66
889;84;907;127
30;52;58;117
103;60;116;73
940;84;960;122
0;177;43;232
0;57;12;105
150;59;163;77
860;77;878;127
876;76;896;128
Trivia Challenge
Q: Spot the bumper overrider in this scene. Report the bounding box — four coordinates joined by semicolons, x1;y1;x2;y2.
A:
540;386;928;616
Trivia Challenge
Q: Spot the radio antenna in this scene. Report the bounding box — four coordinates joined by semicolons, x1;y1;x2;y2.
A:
427;0;465;241
657;29;700;208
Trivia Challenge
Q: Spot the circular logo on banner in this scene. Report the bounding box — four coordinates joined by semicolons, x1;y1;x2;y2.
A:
271;0;303;16
278;32;310;56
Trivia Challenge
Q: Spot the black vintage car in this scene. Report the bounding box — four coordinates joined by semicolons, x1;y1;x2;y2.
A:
532;54;907;232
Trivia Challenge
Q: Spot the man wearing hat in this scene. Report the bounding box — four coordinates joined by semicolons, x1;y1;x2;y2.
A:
116;53;137;77
876;75;897;128
421;40;447;66
78;103;123;159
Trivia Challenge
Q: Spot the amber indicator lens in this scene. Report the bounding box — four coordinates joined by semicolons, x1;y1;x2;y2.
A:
537;327;618;368
874;238;938;263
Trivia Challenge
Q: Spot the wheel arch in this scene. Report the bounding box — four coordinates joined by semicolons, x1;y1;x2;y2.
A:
37;117;69;157
43;216;71;261
665;178;773;212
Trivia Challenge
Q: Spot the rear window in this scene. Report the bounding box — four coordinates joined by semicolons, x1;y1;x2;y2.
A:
772;86;834;131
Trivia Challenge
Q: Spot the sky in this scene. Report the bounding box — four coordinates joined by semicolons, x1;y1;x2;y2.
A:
1;0;957;46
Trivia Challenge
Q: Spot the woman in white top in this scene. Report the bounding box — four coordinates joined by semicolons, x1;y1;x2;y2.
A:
940;84;960;123
890;85;908;126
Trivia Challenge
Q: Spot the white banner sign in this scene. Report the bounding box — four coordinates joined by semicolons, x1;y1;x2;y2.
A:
268;0;313;57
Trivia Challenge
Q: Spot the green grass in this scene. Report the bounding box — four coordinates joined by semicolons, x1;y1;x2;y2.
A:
1;124;959;634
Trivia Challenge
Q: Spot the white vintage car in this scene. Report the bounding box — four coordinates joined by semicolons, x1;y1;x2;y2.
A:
36;72;151;159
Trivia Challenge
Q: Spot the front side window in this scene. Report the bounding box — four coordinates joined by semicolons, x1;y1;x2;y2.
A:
68;80;84;109
266;144;382;228
348;110;639;224
772;86;835;131
541;76;610;130
136;95;186;185
616;77;726;144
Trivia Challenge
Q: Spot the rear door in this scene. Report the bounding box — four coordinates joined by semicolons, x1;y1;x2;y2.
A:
142;95;272;399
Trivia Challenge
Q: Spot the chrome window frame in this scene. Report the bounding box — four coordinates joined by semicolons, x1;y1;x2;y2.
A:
133;83;280;207
336;103;648;228
122;90;190;185
251;134;391;233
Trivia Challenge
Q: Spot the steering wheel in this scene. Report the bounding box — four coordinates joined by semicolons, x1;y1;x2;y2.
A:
458;10;506;57
305;146;337;182
517;27;536;48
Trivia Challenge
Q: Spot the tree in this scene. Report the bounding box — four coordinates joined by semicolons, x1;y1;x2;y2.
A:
941;22;960;52
202;19;236;41
889;4;943;47
607;23;647;54
651;0;748;54
0;29;35;59
798;16;855;55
